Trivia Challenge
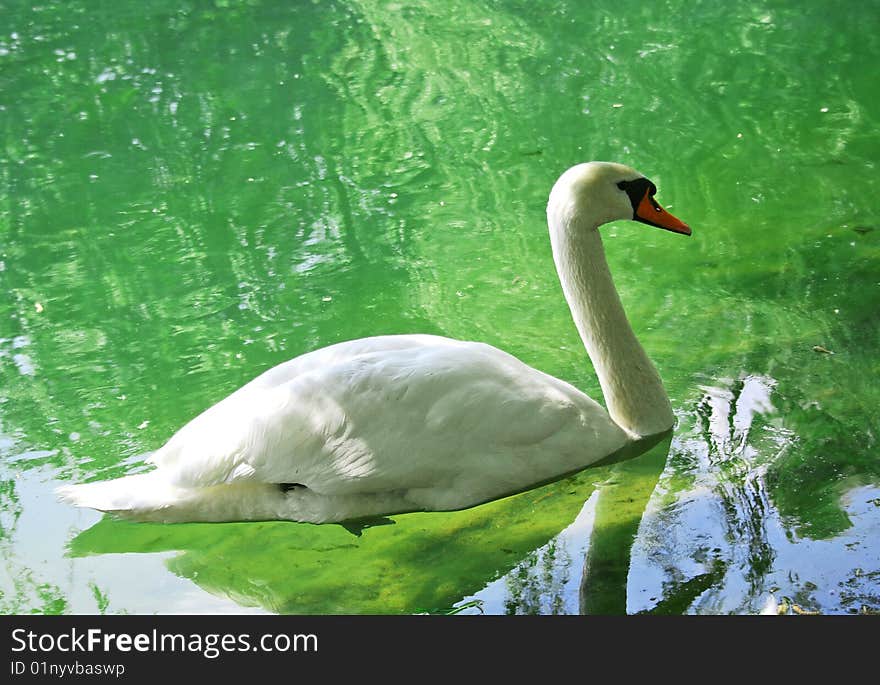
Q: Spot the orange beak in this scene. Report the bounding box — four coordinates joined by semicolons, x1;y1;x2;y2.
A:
635;190;691;236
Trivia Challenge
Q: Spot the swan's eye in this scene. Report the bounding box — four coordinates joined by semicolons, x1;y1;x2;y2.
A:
617;177;651;213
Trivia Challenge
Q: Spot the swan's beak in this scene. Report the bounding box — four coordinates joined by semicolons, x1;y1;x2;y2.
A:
635;191;691;236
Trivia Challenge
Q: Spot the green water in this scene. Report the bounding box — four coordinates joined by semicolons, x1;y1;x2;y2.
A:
1;0;878;614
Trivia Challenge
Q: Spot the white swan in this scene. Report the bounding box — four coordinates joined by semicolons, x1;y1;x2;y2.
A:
57;162;691;524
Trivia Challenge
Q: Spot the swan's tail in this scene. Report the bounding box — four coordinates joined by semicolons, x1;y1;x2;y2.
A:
57;472;420;524
56;472;191;521
56;472;299;523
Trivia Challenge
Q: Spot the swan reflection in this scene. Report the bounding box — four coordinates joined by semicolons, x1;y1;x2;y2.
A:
67;435;668;614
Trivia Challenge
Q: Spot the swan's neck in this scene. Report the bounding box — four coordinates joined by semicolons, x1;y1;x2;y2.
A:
549;215;674;437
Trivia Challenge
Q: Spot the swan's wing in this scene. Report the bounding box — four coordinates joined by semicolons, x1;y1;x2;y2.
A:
237;334;453;391
148;335;627;498
147;334;450;482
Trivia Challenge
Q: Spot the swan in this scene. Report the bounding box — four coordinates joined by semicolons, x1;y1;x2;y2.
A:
57;161;691;524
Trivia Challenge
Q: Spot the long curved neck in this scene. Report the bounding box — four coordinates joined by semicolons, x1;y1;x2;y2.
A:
548;213;674;437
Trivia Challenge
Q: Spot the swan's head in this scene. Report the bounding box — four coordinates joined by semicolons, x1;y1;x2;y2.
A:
548;161;691;236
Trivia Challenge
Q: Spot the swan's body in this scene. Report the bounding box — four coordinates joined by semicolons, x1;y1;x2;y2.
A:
58;162;690;523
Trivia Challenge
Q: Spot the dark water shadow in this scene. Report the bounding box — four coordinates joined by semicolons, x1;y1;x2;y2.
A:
580;433;671;614
457;434;672;614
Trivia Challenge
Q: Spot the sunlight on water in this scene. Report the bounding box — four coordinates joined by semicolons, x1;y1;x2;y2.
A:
1;0;878;614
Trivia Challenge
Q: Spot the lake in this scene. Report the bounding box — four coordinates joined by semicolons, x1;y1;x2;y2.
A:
1;0;878;614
